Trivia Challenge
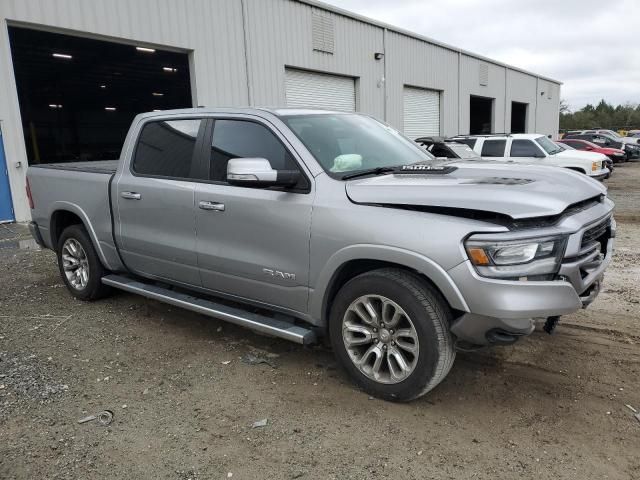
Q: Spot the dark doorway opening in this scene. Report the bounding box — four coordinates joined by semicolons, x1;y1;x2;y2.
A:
511;101;528;133
8;27;193;164
469;95;494;134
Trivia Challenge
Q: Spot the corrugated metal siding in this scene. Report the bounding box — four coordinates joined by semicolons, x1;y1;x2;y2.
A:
311;12;334;54
459;55;506;134
403;87;440;139
536;81;561;137
385;31;458;137
285;69;355;111
506;70;537;133
243;0;384;117
0;0;560;221
0;0;249;221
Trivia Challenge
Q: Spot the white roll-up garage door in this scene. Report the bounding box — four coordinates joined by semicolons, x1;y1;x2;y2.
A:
403;86;440;139
285;68;356;112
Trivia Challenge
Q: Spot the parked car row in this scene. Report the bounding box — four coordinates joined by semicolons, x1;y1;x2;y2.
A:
557;138;624;163
451;134;610;181
416;133;613;181
563;130;640;160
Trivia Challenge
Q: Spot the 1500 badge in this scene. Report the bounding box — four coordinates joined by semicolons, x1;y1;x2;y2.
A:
263;268;296;281
399;164;457;174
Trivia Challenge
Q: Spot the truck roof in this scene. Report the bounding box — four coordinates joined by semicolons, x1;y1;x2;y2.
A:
138;107;349;120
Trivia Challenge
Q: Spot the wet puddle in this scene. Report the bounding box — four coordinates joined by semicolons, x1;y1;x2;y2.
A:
0;237;40;252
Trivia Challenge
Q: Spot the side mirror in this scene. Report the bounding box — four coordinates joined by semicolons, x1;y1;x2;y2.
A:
227;158;299;188
585;146;593;150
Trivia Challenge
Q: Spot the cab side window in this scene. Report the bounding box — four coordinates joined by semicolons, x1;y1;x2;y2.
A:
510;139;542;157
209;119;300;183
133;119;203;179
481;139;506;157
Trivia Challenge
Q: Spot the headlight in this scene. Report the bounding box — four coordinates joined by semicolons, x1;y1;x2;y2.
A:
591;161;600;171
465;235;567;280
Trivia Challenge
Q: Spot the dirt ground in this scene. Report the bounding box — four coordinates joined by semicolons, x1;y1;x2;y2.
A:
1;163;639;480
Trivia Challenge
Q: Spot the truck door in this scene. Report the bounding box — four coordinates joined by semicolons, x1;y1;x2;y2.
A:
114;118;207;286
509;139;546;165
194;117;313;314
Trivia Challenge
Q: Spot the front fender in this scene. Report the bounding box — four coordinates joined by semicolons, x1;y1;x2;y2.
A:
309;244;470;326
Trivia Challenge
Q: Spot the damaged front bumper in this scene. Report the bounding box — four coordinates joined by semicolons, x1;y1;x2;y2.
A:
448;211;615;346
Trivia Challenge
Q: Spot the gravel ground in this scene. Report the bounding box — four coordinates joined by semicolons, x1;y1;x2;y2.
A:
1;164;639;479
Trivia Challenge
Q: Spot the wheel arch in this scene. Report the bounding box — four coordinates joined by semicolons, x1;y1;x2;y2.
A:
49;202;113;270
565;166;587;174
311;245;469;328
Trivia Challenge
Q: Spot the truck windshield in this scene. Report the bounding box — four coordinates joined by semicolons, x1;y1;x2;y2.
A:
535;136;563;155
281;113;435;178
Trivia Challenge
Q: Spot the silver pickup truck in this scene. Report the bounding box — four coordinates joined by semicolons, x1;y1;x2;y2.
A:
27;108;615;401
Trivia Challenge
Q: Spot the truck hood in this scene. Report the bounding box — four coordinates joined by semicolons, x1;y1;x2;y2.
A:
345;162;606;220
555;150;607;162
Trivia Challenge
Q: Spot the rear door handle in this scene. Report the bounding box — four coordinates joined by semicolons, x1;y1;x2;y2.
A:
199;201;225;212
121;191;141;200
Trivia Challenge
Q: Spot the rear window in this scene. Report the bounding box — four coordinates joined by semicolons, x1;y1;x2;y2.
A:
481;139;506;157
132;119;202;179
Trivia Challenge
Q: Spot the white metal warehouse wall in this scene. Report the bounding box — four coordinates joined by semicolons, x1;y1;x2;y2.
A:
0;0;561;222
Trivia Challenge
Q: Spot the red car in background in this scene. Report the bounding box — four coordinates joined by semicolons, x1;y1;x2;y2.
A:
558;138;627;163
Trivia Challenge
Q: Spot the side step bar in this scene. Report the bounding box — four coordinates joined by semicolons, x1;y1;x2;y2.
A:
102;274;316;345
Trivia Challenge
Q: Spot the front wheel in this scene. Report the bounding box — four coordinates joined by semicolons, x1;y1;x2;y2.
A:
329;268;455;402
57;225;112;301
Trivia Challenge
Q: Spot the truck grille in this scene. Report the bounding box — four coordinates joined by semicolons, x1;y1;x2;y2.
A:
581;217;611;248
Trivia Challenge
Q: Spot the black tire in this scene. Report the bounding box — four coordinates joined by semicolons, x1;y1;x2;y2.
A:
329;268;455;402
56;224;112;301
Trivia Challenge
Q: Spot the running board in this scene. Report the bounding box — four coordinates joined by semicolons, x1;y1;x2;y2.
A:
102;274;316;345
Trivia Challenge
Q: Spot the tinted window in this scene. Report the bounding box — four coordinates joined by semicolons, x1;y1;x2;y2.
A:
455;138;477;149
510;139;543;157
481;139;506;157
133;119;202;178
210;120;299;182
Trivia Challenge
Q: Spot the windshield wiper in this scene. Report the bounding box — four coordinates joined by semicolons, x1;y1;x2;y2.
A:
341;166;398;180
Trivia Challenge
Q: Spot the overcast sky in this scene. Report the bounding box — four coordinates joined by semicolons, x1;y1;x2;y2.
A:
322;0;639;111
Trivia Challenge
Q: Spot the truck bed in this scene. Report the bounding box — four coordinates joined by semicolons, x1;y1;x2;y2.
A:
30;160;119;175
28;159;121;270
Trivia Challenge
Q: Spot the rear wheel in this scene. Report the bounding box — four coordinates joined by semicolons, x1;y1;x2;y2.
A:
57;225;112;300
329;268;455;402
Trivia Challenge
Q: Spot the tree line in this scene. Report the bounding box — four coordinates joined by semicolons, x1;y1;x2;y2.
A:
560;100;640;132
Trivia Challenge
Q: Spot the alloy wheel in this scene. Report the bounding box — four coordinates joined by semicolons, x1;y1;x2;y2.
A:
342;294;419;384
61;238;90;290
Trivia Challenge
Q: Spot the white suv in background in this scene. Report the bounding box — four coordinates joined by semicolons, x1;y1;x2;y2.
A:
452;134;609;181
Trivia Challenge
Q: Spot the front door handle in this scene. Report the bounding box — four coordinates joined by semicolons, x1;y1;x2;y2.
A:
121;191;141;200
199;201;225;212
